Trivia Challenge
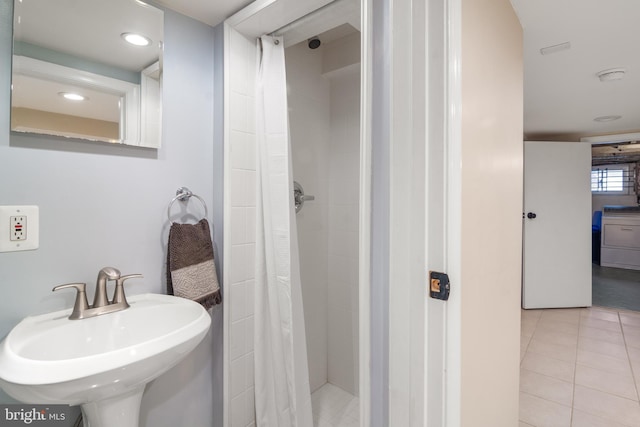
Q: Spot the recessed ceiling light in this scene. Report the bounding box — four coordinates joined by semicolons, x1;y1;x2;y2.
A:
597;68;626;82
58;92;86;101
594;115;622;122
121;32;151;47
540;42;571;55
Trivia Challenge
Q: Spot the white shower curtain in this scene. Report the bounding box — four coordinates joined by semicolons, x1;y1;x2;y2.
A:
254;35;313;427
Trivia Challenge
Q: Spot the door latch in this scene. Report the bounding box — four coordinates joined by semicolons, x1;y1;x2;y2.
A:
429;271;450;301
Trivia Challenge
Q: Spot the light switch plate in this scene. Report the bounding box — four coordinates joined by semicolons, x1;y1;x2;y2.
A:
0;206;39;252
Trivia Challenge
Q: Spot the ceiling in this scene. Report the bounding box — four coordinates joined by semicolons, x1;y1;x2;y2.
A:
155;0;252;27
14;0;636;145
14;0;163;72
510;0;640;141
164;0;640;143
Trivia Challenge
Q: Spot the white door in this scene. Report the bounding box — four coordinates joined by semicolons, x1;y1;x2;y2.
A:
523;141;592;309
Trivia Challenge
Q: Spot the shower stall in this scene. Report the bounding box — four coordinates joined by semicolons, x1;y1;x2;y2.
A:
223;1;363;426
287;24;362;425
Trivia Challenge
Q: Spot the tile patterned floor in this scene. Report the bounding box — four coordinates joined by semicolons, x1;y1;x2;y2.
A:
592;265;640;312
520;306;640;427
312;383;359;427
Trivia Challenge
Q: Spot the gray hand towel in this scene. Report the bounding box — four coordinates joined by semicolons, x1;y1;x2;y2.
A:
166;219;221;309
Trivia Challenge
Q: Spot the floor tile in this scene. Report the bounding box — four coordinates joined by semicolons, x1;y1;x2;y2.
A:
521;341;529;362
574;364;638;400
537;318;580;335
528;338;578;363
522;309;544;321
577;349;633;376
519;391;571;427
577;336;628;360
573;385;640;426
622;326;640;350
571;409;631;427
580;316;622;333
579;326;625;346
329;397;358;424
522;318;539;337
620;312;640;328
581;308;620;323
312;383;358;426
522;352;575;382
533;328;579;347
627;345;640;362
622;323;640;334
540;309;581;325
520;368;574;406
628;358;640;382
522;273;640;427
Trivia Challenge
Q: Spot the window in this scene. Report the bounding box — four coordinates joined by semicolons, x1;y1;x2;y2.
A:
591;165;632;194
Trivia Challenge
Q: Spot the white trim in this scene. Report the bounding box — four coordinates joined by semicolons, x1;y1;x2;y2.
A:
581;132;640;145
139;61;162;148
228;0;334;40
444;0;462;425
222;21;232;427
387;0;427;423
359;0;372;425
423;0;451;424
225;0;278;27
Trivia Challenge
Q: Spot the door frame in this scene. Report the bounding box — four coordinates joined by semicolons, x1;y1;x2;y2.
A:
222;0;457;425
222;0;372;425
379;0;467;423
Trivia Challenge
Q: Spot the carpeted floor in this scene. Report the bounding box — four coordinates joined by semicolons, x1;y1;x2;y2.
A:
592;264;640;312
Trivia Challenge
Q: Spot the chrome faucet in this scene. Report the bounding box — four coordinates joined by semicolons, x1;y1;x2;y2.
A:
93;267;120;308
53;267;143;320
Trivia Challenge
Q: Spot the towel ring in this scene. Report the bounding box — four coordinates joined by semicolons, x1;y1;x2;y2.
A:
167;187;208;222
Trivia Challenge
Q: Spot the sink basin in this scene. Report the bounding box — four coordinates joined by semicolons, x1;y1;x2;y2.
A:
0;293;211;427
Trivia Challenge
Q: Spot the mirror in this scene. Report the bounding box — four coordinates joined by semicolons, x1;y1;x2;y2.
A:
11;0;163;148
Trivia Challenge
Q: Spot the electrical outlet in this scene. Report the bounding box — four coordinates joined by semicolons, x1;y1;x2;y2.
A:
10;216;27;241
0;206;39;252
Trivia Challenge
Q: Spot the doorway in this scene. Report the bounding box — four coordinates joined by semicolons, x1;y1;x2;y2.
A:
222;1;369;426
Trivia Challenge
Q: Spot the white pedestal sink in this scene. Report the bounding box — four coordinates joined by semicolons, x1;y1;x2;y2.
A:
0;294;211;427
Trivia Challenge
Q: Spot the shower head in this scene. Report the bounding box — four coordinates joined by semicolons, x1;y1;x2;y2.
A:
308;37;321;49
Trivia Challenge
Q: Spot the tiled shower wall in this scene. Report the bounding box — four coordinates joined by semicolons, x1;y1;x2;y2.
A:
226;26;257;427
287;33;361;396
287;41;331;393
327;68;360;395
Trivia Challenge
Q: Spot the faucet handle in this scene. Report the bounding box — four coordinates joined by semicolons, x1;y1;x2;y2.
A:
112;274;143;307
52;283;89;320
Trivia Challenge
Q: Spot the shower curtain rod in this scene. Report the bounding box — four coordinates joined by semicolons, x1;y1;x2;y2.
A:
268;0;349;37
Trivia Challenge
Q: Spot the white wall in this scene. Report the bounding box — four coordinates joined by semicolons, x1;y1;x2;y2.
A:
458;0;523;425
0;4;222;427
287;33;361;396
224;26;257;427
286;40;331;394
327;70;360;395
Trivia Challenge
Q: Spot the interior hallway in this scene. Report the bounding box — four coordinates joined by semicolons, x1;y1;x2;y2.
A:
520;306;640;426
